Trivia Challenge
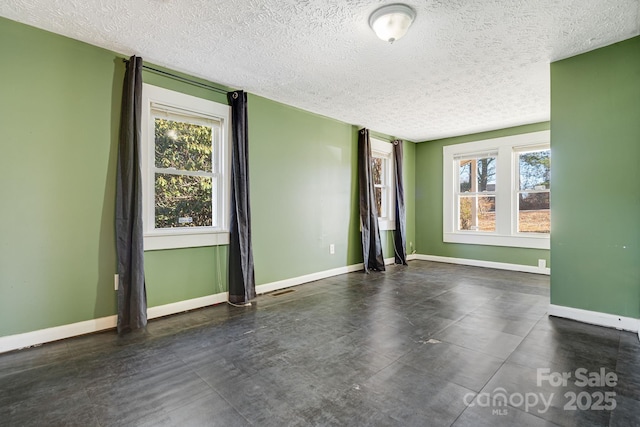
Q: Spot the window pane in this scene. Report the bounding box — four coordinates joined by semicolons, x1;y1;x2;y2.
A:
518;192;550;233
477;196;496;231
459;196;473;230
476;157;496;192
519;149;550;191
155;173;213;228
459;158;496;192
459;160;471;192
375;187;383;217
372;157;383;185
155;118;213;172
458;196;495;232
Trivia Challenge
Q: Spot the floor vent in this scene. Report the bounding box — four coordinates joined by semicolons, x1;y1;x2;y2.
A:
271;289;295;297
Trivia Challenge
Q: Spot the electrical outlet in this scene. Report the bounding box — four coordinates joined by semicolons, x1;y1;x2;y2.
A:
114;274;119;291
538;259;546;269
329;244;335;255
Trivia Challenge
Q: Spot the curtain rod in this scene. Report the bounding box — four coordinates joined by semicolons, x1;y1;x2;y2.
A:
122;59;232;95
367;131;401;143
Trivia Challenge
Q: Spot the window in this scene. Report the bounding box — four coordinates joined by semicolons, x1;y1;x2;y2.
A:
516;147;550;234
141;84;230;250
457;154;497;232
443;130;550;249
371;138;395;231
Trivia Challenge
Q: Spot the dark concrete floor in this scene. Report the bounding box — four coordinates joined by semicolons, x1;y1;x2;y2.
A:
1;261;639;426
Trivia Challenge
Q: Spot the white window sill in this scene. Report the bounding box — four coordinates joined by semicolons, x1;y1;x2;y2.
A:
144;231;230;251
443;232;549;250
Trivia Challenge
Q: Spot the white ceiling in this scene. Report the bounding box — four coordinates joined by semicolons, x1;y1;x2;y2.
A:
2;0;639;141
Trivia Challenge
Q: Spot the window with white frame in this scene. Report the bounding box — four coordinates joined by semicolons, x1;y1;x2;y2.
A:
457;153;497;232
141;84;230;250
443;130;550;249
515;146;550;234
371;138;395;231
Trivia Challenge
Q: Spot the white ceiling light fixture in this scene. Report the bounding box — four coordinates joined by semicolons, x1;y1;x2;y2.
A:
369;3;416;43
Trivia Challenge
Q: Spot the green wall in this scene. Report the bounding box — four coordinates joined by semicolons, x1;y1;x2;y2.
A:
248;95;359;283
550;36;640;318
0;17;415;337
0;17;121;336
415;123;551;267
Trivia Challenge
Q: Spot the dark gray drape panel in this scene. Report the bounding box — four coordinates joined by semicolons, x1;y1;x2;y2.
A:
115;56;147;334
358;129;386;272
393;140;408;265
227;91;256;304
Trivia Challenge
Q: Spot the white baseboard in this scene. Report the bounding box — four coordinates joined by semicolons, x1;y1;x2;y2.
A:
413;254;550;275
255;263;365;295
549;304;639;333
147;293;228;319
254;256;415;296
0;293;229;354
0;315;118;354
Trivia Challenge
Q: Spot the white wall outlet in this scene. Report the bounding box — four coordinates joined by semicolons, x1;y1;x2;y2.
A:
329;244;335;255
114;274;119;291
538;259;546;269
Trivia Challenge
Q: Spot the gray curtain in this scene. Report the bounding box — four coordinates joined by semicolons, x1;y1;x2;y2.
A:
227;91;256;304
115;56;147;333
393;140;408;265
358;129;386;272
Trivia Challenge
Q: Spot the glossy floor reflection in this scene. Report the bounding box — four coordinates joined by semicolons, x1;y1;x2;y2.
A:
1;261;638;426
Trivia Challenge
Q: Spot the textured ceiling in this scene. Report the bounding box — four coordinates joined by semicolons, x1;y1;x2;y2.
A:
2;0;639;141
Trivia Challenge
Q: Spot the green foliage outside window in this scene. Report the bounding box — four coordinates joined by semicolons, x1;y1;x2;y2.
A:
154;118;214;228
371;157;383;216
